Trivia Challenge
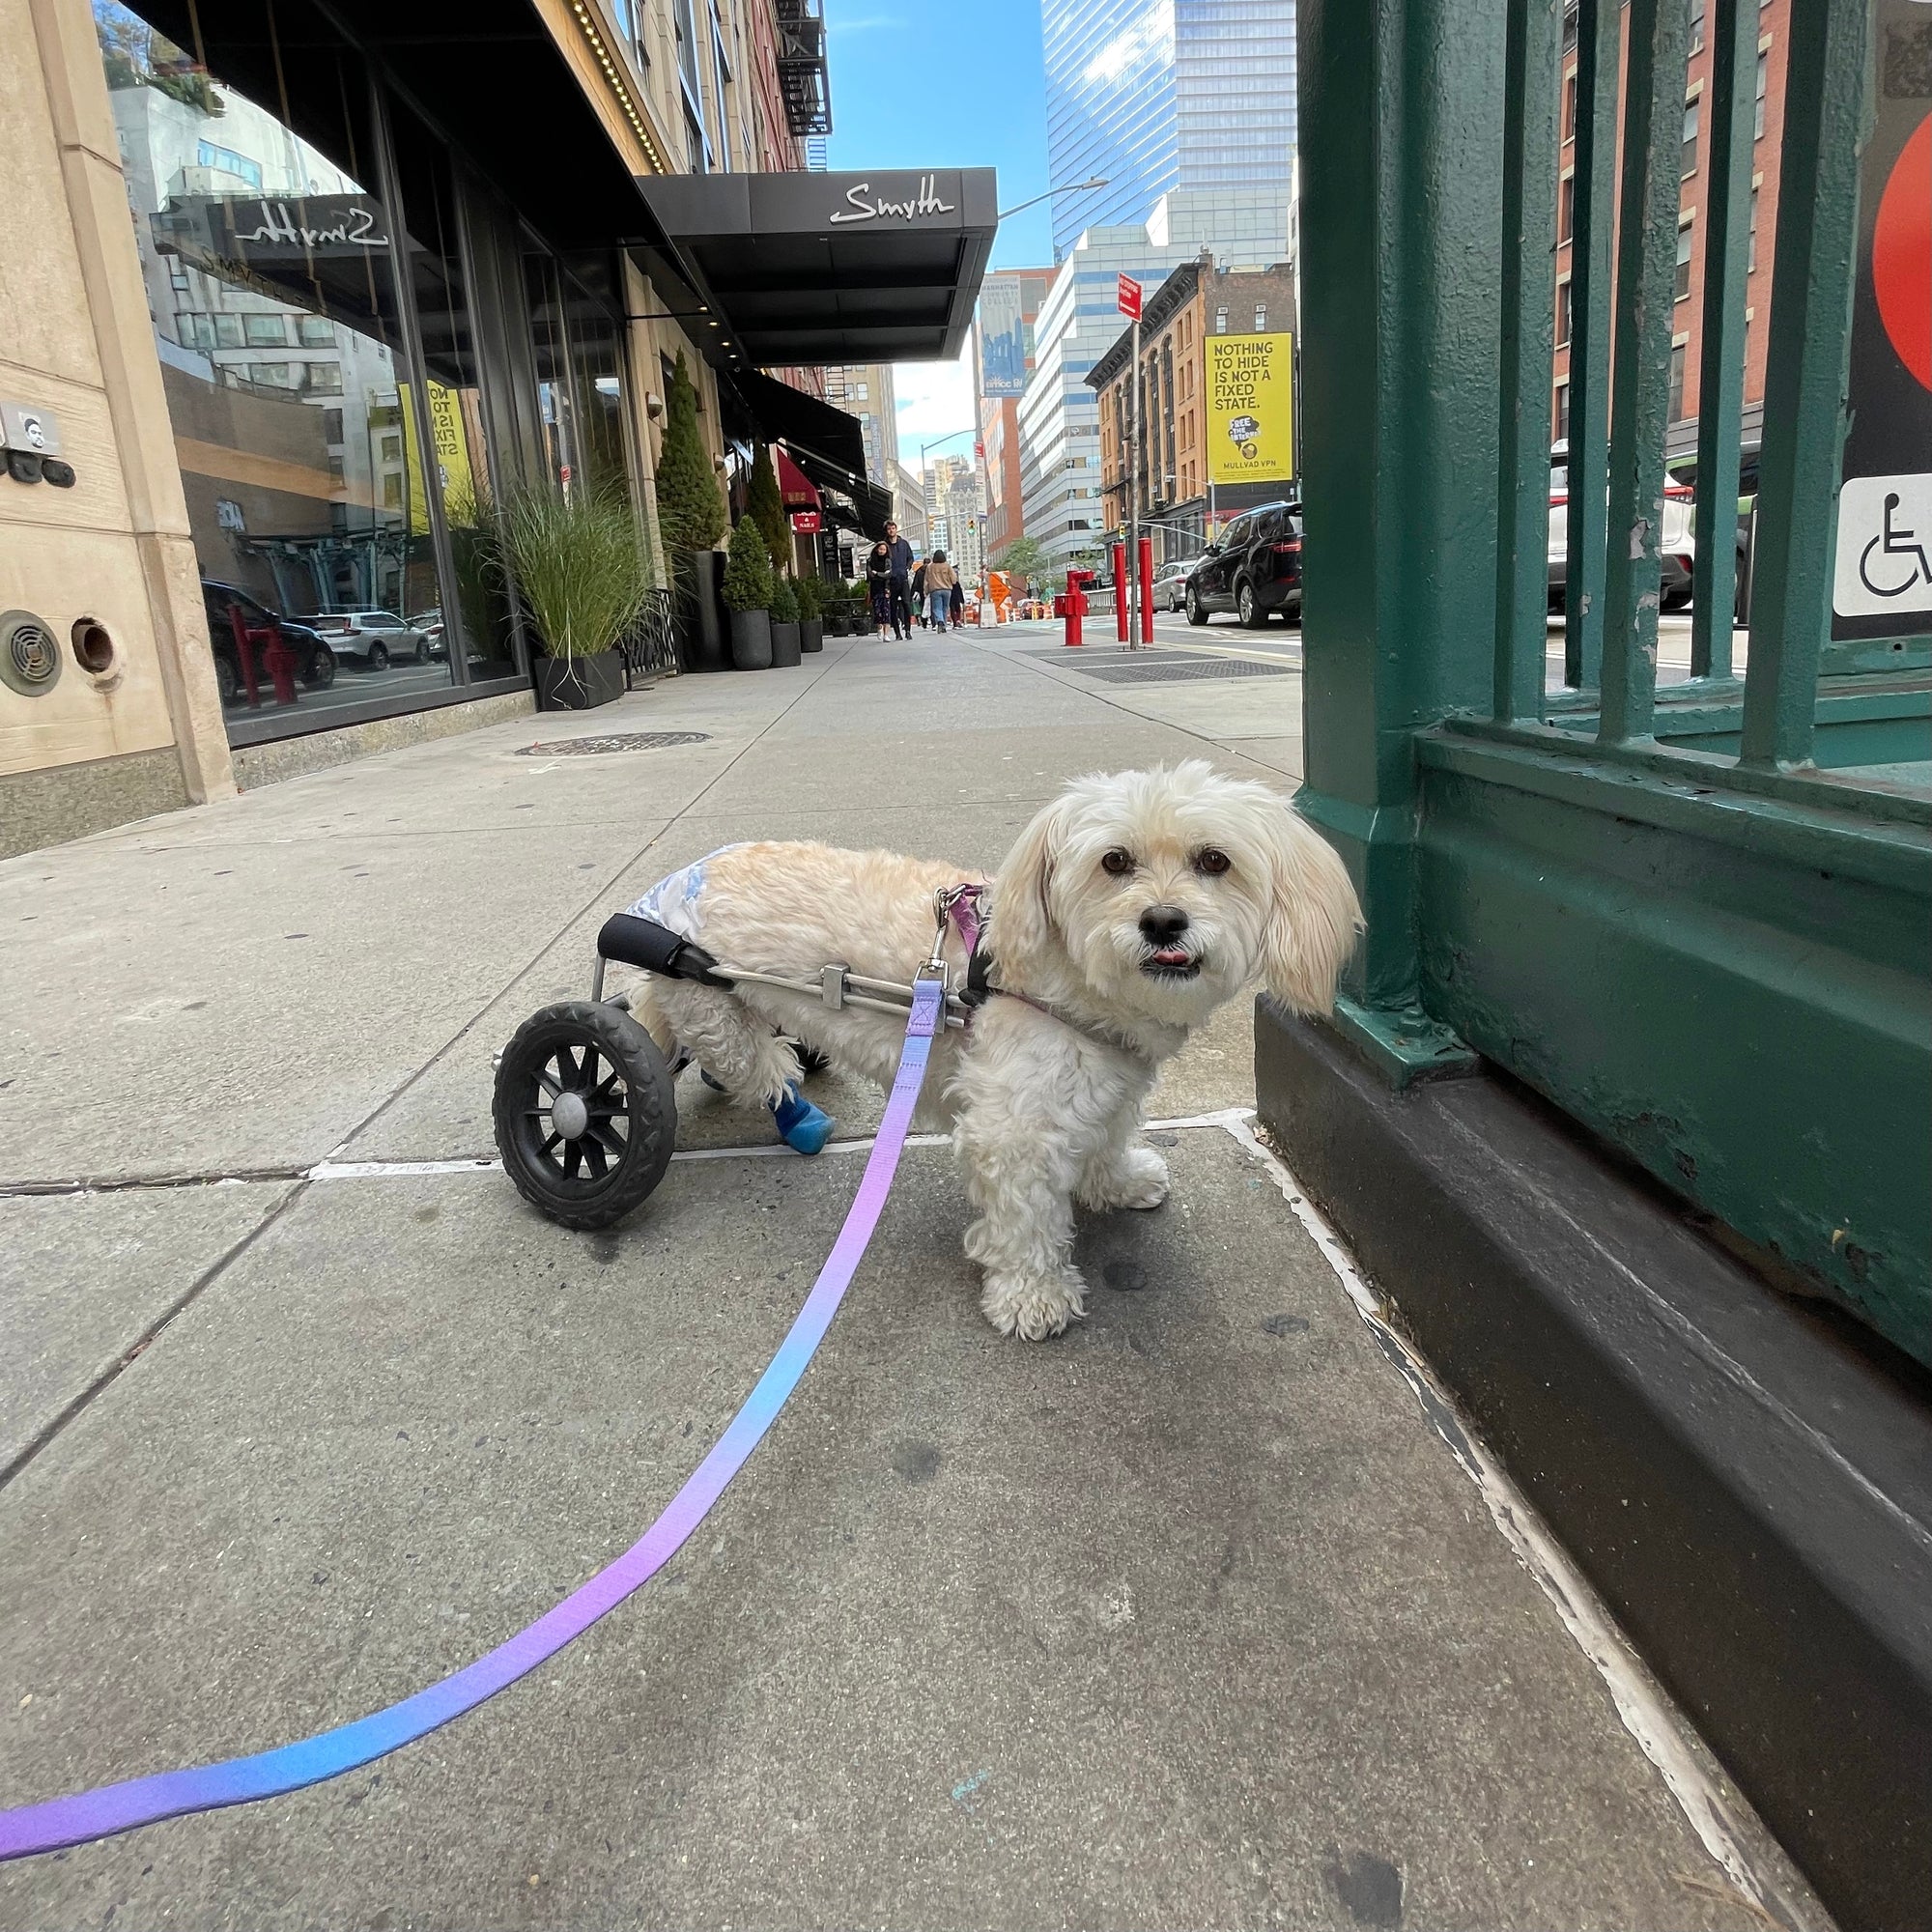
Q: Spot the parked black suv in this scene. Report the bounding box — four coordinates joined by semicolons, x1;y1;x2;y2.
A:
1185;500;1303;626
201;581;336;705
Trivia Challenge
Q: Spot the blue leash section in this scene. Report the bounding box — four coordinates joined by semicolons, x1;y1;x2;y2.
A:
0;977;947;1862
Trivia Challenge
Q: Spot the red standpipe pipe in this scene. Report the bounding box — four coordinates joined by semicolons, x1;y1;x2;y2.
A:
1064;568;1083;649
1138;537;1154;645
1111;540;1127;642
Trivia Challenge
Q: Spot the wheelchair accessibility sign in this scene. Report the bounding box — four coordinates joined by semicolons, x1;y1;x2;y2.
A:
1834;474;1932;620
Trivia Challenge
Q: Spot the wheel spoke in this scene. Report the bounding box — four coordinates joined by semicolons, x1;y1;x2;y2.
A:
563;1140;582;1179
582;1137;609;1179
535;1066;561;1099
587;1120;626;1157
540;1131;561;1155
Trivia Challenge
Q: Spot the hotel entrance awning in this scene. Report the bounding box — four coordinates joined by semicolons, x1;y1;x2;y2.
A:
635;170;997;369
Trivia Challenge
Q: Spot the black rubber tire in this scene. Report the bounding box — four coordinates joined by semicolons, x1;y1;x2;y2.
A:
1237;581;1265;627
1186;589;1209;626
369;641;390;670
214;654;240;705
493;1001;677;1230
305;648;336;690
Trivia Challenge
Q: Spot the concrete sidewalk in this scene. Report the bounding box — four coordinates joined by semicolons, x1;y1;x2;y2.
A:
0;627;1817;1929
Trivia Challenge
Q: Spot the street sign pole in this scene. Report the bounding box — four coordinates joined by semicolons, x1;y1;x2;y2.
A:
1118;272;1145;650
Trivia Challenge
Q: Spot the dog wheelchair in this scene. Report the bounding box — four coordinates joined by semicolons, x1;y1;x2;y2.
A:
492;898;979;1232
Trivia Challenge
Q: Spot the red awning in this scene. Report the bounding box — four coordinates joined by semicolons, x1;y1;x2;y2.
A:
776;445;821;510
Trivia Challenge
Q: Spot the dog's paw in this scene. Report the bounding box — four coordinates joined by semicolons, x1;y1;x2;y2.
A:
1080;1146;1170;1212
980;1267;1088;1342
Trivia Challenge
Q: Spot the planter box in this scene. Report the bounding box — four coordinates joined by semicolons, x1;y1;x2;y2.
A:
677;550;729;672
728;608;773;670
532;650;624;710
771;619;802;668
800;617;824;653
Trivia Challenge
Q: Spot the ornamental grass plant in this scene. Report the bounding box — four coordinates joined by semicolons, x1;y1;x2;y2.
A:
497;484;654;661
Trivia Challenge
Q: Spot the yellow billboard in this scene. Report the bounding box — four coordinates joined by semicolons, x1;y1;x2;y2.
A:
1206;332;1294;485
399;381;479;532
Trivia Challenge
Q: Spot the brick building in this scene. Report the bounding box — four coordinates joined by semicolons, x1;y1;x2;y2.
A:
1552;0;1790;461
1089;257;1299;560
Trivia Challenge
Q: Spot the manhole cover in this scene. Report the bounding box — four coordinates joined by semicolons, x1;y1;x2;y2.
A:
1069;657;1293;684
516;731;712;756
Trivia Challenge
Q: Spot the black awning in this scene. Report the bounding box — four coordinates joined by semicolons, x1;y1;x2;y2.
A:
730;370;867;478
721;368;890;535
635;170;997;369
138;0;652;258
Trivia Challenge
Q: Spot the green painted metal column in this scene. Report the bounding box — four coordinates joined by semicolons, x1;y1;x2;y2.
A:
1293;0;1505;1084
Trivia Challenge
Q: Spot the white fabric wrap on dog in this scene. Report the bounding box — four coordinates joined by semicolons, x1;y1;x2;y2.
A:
624;844;746;942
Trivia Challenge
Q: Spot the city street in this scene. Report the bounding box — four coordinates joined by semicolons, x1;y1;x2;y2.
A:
0;630;1816;1930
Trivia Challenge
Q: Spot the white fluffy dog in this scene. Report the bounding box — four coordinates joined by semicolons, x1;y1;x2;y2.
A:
630;761;1361;1340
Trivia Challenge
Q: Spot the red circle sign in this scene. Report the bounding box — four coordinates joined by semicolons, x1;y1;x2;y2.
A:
1872;111;1931;390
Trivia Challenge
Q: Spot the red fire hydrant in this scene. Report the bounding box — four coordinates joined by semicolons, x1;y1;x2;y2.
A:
1062;567;1095;647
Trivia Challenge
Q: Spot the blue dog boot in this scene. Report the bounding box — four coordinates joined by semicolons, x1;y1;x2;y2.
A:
772;1084;835;1154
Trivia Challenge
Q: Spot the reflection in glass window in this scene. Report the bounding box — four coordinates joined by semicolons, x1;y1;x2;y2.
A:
95;0;454;734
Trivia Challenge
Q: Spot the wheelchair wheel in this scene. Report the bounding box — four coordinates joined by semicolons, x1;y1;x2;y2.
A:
493;1001;676;1230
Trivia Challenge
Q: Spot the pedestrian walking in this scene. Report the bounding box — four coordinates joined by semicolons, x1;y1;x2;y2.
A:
883;520;914;640
911;557;928;630
865;539;895;637
950;577;966;627
924;551;958;633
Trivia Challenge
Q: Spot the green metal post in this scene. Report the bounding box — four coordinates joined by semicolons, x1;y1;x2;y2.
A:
1493;0;1561;723
1294;0;1503;1083
1739;0;1870;769
1689;0;1757;682
1563;0;1619;693
1598;0;1689;746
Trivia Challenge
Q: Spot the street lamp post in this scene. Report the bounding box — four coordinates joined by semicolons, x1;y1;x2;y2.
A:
994;175;1111;223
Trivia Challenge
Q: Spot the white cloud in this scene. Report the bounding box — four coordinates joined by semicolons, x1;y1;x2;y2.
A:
893;346;977;465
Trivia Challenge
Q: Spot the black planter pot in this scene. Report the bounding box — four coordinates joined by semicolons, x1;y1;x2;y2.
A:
728;608;773;670
800;617;824;653
677;550;729;672
532;650;624;710
770;619;802;668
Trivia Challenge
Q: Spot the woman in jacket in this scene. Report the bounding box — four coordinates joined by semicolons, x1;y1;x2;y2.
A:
865;540;895;638
924;551;958;633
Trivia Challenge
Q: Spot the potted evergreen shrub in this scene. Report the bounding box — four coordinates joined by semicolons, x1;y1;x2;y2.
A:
747;444;792;576
658;352;729;671
721;516;775;669
769;576;802;667
498;484;653;710
795;574;824;651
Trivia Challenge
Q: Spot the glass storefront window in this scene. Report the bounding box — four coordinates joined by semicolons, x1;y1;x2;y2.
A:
97;0;455;736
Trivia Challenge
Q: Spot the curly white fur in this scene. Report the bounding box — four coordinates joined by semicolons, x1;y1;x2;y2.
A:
630;761;1362;1340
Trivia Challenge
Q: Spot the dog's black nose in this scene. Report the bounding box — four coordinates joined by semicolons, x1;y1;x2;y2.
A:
1139;905;1191;945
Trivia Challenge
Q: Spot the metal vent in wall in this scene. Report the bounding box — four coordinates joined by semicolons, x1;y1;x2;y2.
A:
0;611;61;696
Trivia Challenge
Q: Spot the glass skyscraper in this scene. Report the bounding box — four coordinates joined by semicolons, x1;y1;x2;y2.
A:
1043;0;1297;259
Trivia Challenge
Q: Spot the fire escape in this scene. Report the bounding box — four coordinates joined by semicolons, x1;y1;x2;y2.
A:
773;0;831;136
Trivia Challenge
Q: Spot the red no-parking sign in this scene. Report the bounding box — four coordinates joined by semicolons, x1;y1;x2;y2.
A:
1117;274;1142;321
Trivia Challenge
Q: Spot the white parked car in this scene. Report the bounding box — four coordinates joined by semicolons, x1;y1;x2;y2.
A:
1151;559;1196;611
1547;449;1696;611
298;609;431;668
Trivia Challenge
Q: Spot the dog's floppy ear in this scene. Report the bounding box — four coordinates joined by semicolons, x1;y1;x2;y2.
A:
990;792;1074;983
1260;808;1363;1013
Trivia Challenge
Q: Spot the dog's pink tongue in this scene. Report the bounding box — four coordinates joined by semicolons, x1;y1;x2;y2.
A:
1152;947;1192;966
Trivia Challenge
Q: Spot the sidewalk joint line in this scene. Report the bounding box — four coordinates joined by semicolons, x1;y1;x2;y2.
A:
0;1181;308;1494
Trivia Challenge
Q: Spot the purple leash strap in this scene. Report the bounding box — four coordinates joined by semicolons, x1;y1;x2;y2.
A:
0;976;948;1863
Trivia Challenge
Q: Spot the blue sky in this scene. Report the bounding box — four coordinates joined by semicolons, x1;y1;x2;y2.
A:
824;0;1053;460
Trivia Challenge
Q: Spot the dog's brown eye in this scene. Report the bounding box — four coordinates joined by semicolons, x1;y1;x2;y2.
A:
1101;848;1134;876
1197;848;1232;876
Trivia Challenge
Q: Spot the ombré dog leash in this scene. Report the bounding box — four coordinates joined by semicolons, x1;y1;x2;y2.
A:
0;937;962;1861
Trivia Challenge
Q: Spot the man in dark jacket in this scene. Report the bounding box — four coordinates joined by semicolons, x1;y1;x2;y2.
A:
884;521;915;639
